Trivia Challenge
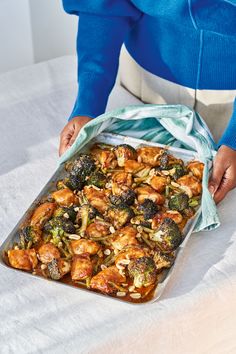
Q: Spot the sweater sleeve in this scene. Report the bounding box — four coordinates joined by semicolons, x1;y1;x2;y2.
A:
62;0;141;120
218;98;236;150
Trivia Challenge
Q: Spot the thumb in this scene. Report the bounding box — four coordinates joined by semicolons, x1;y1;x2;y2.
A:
209;159;225;196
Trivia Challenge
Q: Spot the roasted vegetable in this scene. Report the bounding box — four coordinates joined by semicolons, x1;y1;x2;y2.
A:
114;144;137;167
68;154;96;179
138;199;159;220
20;226;41;248
64;174;84;191
44;217;75;235
153;251;175;271
171;164;186;180
150;217;182;252
128;256;157;288
54;206;77;223
107;203;135;229
47;258;71;280
168;193;189;212
86;171;107;188
109;189;136;206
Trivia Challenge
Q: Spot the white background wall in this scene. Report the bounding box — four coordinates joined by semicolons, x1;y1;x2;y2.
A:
0;0;77;74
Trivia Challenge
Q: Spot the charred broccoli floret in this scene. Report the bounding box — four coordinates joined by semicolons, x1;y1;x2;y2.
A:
113;144;137;167
54;206;77;223
138;199;159;220
68;154;96;179
159;151;169;170
44;217;75;239
150;217;182;252
64;174;84;191
47;259;70;280
109;189;136;206
107;203;135;228
128;256;157;288
86;171;107;188
20;226;41;248
168;193;189;212
171;164;186;180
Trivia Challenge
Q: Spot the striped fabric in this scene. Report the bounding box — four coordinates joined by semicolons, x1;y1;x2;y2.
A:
59;104;220;232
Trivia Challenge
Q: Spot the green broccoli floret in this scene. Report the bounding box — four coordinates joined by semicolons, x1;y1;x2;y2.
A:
128;256;157;288
171;164;186;180
53;207;77;223
113;144;137;167
168;193;189;211
86;171;107;188
20;225;41;248
43;217;75;245
138;199;159;220
107;203;135;229
109;189;136;206
150;217;182;252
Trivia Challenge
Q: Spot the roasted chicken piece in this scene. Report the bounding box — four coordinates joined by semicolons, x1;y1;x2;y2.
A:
115;245;147;266
135;186;165;205
86;220;110;239
38;243;61;264
124;160;145;174
187;161;204;180
47;258;71;280
30;202;56;228
51;188;77;207
8;249;38;271
149;175;168;193
71;255;93;281
177;175;202;197
83;186;109;213
70;239;100;256
91;147;117;169
112;171;132;187
111;225;138;251
90;265;126;294
136;146;163;166
161;210;183;224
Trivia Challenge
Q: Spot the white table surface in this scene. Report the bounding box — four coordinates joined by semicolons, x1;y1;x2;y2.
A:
0;56;236;354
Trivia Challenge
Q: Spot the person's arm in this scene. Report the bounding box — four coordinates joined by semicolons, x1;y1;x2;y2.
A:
209;98;236;203
59;0;141;155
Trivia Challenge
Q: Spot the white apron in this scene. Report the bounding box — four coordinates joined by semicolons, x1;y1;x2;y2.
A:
119;46;236;143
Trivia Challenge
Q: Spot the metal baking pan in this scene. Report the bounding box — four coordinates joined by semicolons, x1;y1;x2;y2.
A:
0;132;204;304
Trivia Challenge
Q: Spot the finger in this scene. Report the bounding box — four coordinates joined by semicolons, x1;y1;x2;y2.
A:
214;173;236;204
208;159;225;196
67;123;81;147
59;133;71;157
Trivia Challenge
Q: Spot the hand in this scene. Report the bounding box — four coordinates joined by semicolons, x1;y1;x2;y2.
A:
209;145;236;204
59;116;92;156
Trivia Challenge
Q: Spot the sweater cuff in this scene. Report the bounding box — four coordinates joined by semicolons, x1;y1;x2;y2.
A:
218;99;236;150
68;72;113;121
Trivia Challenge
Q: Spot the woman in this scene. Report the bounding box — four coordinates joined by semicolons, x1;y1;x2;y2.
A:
59;0;236;204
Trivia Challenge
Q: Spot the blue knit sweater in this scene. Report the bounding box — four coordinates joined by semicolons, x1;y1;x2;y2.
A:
62;0;236;149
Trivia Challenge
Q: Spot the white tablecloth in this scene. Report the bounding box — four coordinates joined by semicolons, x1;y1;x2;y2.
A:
0;56;236;354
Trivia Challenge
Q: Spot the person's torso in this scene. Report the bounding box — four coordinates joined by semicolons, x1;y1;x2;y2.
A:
125;0;236;90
